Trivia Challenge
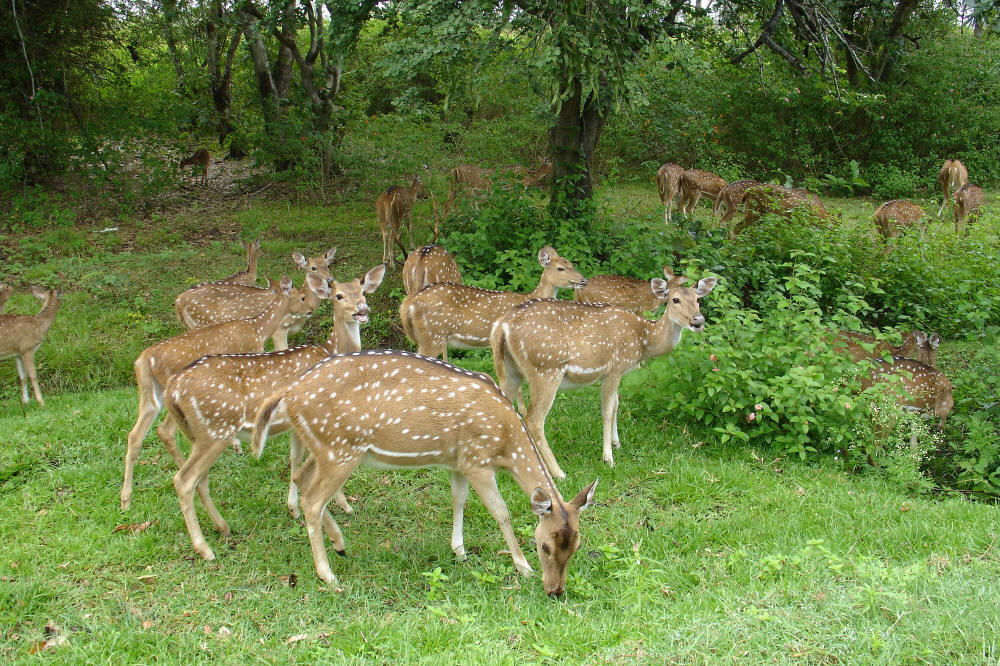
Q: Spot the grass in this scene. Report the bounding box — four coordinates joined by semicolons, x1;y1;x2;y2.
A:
2;180;999;662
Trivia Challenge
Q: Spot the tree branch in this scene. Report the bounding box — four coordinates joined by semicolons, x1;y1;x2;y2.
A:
732;0;784;65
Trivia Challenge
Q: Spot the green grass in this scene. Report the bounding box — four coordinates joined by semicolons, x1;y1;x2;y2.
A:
2;182;1000;662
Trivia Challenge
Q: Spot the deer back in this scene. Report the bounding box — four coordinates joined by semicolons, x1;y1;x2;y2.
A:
861;357;953;425
574;273;664;314
832;330;918;363
402;244;463;296
0;287;62;357
180;148;210;168
720;179;760;207
873;200;925;239
953;184;984;212
681;169;727;197
656;164;684;202
939;159;968;191
450;164;491;190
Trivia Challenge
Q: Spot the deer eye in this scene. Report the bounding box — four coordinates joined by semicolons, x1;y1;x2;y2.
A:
557;267;565;271
300;295;306;301
310;266;317;271
336;294;344;300
672;298;681;304
541;543;551;555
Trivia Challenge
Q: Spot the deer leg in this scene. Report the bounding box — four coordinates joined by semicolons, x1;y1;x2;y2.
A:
270;326;290;352
288;432;304;518
449;471;470;560
297;457;359;584
173;437;233;560
405;213;415;251
294;456;347;544
380;224;393;269
157;414;222;527
601;377;622;466
465;468;532;576
13;356;29;404
121;393;162;511
20;349;44;406
523;375;566;479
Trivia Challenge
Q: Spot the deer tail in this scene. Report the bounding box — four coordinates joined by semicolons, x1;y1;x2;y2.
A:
252;391;284;459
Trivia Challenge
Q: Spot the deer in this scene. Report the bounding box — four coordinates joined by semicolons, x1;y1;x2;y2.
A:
214;239;263;287
714;179;762;225
873;200;927;246
180;148;211;186
251;349;598;595
679;169;727;216
174;247;337;350
859;331;951;429
445;164;492;215
828;329;943;364
376;176;428;269
655;163;684;224
952;183;984;234
399;245;587;360
0;285;62;406
402;244;463;296
120;277;303;512
491;268;717;479
734;184;830;235
164;265;385;560
522;160;552;188
937;159;968;217
574;267;676;314
0;282;13;311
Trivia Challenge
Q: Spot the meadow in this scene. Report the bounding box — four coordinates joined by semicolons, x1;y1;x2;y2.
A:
2;178;1000;663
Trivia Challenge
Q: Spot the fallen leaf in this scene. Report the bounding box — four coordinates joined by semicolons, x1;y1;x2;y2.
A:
203;624;212;635
137;575;157;585
142;620;153;630
286;633;309;644
278;573;298;588
217;626;231;637
223;591;233;604
113;521;156;535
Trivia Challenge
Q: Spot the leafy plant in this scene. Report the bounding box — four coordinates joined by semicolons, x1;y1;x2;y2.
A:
824;160;870;196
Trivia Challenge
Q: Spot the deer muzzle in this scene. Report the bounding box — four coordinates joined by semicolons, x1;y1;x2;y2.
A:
353;306;370;323
690;314;706;331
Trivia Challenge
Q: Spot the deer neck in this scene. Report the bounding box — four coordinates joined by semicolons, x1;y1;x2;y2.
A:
528;271;560;300
244;252;259;284
640;315;685;361
37;293;61;329
251;291;288;340
502;432;563;506
321;317;362;356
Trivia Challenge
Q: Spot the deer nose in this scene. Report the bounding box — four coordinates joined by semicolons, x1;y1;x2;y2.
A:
692;314;705;326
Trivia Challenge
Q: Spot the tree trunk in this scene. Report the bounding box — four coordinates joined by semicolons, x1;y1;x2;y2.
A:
548;76;607;220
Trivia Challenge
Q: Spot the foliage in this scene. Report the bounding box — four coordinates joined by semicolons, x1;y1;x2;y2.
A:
824;160;870;197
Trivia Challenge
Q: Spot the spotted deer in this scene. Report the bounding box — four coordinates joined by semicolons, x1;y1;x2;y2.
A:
399;246;586;359
164;266;385;560
522;160;552;188
377;176;428;269
679;169;727;216
574;267;675;314
937;159;968;217
215;239;263;286
952;183;984;234
445;164;491;215
734;185;829;235
0;285;61;406
180;148;211;186
251;350;598;595
120;277;301;511
860;350;952;428
0;282;13;311
655;163;684;224
714;179;761;225
831;329;919;364
491;269;717;478
174;247;337;350
401;244;463;296
873;200;927;245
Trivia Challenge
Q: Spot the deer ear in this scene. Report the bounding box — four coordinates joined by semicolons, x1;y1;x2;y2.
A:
324;247;337;265
362;264;387;293
662;266;676;281
929;333;941;349
292;251;307;269
279;276;294;294
650;278;670;300
253;239;262;251
538;246;556;266
695;277;718;298
570;479;598;512
306;272;331;298
914;330;927;345
240;239;249;250
530;488;553;516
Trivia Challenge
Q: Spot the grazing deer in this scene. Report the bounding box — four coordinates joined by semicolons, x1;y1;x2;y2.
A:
0;283;12;311
734;185;830;235
180;148;211;186
402;244;463;296
937;159;968;217
216;239;263;286
251;350;598;595
574;267;675;314
120;277;298;511
399;245;586;359
165;266;385;560
376;176;428;269
445;164;491;214
491;269;717;478
0;285;61;406
679;169;727;216
522;160;552;188
873;200;927;246
655;163;684;224
952;183;984;234
714;179;761;225
174;247;337;350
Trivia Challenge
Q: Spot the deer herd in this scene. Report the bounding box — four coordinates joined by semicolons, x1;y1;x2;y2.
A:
0;158;983;595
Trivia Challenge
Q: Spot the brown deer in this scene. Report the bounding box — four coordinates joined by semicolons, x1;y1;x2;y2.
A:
952;183;984;234
860;353;952;428
522;160;552;188
734;185;830;235
0;285;61;406
873;200;927;245
937;159;968;217
714;179;762;225
174;247;337;350
445;164;491;214
216;239;263;286
399;246;586;359
251;350;598;595
830;329;929;364
491;268;717;478
0;282;13;311
402;244;463;296
574;267;675;314
165;266;385;560
180;148;211;186
376;176;428;269
679;169;727;216
655;163;684;224
120;277;299;511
